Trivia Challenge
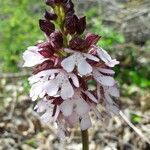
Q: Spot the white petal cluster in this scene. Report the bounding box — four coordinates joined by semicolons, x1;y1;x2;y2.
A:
23;45;120;138
28;69;79;100
34;98;60;123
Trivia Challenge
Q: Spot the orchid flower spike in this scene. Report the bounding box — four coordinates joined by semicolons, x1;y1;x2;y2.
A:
23;0;121;139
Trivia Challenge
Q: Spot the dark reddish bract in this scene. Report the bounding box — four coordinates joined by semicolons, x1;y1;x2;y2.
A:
76;16;86;34
38;42;54;57
69;37;89;52
39;19;55;36
85;33;101;47
49;31;64;49
62;0;74;15
44;10;58;20
64;15;78;34
33;60;55;74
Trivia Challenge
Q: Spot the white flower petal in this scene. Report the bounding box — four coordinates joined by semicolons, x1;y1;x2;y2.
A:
106;59;119;67
77;59;92;75
61;55;76;72
39;91;46;98
69;73;79;87
35;99;60;123
30;82;44;100
45;80;59;96
83;53;99;62
76;99;90;115
37;69;60;77
104;93;114;104
84;91;98;103
28;75;41;85
93;70;115;86
97;47;119;67
106;86;120;97
61;81;74;99
40;110;54;123
32;95;38;101
29;69;59;82
34;100;48;113
97;47;111;61
60;100;73;116
65;113;79;127
98;68;115;75
23;46;47;67
80;114;92;130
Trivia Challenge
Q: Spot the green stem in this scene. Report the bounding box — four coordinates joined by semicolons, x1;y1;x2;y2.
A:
81;130;89;150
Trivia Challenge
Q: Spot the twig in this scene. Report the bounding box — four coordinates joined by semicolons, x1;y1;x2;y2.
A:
0;72;31;79
119;111;150;145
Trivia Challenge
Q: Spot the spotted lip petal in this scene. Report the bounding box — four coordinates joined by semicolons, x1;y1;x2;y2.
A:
60;90;90;117
61;51;96;76
29;69;75;100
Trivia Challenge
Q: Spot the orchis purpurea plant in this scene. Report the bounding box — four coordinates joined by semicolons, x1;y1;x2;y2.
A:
23;0;121;148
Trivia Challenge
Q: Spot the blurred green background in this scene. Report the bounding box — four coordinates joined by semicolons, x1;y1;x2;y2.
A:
0;0;150;149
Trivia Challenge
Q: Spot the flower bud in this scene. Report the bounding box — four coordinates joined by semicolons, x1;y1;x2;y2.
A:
76;16;86;34
45;0;61;6
39;19;55;36
49;31;63;49
63;0;74;15
85;33;101;47
69;37;88;51
64;15;78;34
45;0;54;6
44;10;57;20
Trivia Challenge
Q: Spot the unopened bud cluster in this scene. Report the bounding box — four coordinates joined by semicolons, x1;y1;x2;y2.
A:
23;0;120;138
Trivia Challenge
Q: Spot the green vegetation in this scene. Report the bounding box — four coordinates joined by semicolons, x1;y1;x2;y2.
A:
0;0;45;72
